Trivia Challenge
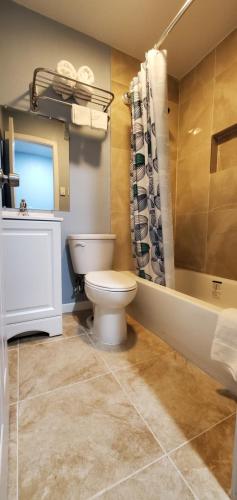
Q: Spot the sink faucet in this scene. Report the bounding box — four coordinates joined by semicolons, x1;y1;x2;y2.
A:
19;199;28;216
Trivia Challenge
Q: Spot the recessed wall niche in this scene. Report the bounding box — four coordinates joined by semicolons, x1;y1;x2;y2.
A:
210;124;237;173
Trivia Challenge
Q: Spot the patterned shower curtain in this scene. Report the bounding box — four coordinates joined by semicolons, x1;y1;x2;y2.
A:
130;49;175;288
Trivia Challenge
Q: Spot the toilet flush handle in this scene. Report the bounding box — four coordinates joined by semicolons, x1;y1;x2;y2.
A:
75;242;86;247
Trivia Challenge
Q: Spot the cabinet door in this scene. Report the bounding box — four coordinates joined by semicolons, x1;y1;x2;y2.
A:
3;219;62;324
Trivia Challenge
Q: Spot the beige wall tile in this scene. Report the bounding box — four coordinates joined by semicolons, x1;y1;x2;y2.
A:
213;61;237;133
111;50;135;272
176;30;237;280
111;147;130;214
216;28;237;77
178;81;214;158
168;100;179;161
111;49;140;87
111;80;131;150
180;50;215;104
168;75;179;103
176;147;211;215
209;167;237;211
175;213;208;272
111;210;134;271
206;207;237;280
170;159;177;227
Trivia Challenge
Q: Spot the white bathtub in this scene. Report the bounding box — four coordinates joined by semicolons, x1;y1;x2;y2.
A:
125;269;237;395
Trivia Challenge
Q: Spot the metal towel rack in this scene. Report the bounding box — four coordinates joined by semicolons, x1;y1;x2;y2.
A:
30;67;114;113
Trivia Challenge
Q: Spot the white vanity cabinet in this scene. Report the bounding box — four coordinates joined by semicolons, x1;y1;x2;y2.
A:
3;216;63;339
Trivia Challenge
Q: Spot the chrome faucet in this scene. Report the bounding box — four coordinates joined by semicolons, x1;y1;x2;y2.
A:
19;199;28;216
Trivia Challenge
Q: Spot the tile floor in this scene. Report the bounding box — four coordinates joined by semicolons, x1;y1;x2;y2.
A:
8;312;236;499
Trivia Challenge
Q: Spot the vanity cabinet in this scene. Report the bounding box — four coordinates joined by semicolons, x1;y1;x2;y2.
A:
3;216;62;339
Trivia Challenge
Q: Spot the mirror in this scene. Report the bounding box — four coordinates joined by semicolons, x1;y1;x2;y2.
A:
0;106;70;211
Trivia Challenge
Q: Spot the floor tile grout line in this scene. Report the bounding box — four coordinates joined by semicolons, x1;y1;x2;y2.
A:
110;368;167;456
13;314;236;499
88;455;165;500
88;332;237;459
85;330;167;376
167;454;200;500
17;331;86;350
107;352;169;375
87;329;237;469
17;369;112;405
85;332;116;374
168;410;237;456
89;357;198;500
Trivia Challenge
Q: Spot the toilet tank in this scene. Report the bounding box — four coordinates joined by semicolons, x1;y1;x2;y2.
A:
68;234;116;275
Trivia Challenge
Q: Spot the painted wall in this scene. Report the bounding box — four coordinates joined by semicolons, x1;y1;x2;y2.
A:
175;29;237;280
0;0;111;304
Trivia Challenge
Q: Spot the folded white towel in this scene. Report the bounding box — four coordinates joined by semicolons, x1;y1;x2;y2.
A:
71;104;91;126
74;65;95;105
91;109;108;131
211;308;237;381
53;60;77;100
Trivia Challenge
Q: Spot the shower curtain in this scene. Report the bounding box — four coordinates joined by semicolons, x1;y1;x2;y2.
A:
130;49;175;288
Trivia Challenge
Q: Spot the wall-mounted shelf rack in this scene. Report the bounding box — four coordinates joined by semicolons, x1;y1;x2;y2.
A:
30;67;114;113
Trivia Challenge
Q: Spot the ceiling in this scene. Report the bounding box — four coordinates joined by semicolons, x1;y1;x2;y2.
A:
14;0;237;78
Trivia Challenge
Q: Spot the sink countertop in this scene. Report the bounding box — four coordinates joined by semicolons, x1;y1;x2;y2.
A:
2;210;63;222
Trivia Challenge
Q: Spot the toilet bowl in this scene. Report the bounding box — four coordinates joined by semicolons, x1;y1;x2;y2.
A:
68;234;137;345
85;271;137;345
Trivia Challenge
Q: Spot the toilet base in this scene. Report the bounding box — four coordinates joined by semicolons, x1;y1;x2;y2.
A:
93;305;127;345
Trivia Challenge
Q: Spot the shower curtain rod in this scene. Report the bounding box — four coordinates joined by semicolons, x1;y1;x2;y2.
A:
123;0;196;104
154;0;196;50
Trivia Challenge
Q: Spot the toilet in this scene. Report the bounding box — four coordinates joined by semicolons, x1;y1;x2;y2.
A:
68;234;137;345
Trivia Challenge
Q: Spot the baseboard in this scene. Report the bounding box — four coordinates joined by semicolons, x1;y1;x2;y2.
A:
62;301;92;314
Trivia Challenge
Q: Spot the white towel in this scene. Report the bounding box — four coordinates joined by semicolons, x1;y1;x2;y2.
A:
91;110;108;131
71;104;91;126
77;66;95;86
74;65;95;104
53;60;77;100
211;308;237;381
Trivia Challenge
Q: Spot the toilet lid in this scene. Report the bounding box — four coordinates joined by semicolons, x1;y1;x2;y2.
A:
85;271;137;292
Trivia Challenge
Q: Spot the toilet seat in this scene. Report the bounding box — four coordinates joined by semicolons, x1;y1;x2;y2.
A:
85;270;137;292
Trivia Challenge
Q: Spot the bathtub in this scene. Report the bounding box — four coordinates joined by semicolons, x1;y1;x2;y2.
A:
125;268;237;395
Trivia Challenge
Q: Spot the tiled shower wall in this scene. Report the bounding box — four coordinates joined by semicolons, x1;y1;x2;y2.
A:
110;48;179;270
175;29;237;280
110;49;140;270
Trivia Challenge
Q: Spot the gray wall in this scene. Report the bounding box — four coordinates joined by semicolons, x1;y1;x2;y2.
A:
0;0;111;304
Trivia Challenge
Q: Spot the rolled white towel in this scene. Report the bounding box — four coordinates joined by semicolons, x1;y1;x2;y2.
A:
74;65;95;105
53;60;77;100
